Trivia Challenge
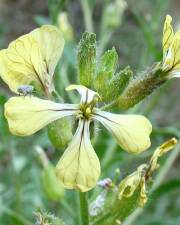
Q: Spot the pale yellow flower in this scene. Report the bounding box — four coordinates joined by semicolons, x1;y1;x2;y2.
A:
5;85;152;192
162;15;180;78
0;25;64;95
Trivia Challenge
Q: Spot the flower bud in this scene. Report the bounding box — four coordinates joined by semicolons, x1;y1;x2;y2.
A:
48;118;73;150
58;12;74;42
104;0;127;28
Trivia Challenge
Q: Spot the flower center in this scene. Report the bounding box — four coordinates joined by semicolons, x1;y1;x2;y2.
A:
79;103;94;120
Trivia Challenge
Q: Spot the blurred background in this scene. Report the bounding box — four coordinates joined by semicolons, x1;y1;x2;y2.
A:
0;0;180;225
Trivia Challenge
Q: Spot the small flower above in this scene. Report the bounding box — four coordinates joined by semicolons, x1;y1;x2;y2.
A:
5;85;152;192
162;15;180;78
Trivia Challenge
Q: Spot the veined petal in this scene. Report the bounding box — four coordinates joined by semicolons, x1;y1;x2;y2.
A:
147;138;177;177
5;96;78;136
55;120;101;192
93;111;152;153
162;15;180;75
31;25;65;78
66;84;100;104
0;37;44;93
163;15;174;58
0;25;64;93
163;31;180;72
171;32;180;70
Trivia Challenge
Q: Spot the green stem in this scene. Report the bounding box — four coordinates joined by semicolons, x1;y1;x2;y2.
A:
101;139;117;169
78;192;89;225
80;0;94;32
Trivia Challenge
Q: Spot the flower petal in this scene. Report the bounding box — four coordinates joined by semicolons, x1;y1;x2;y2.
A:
163;15;174;58
163;31;180;72
0;37;44;93
56;120;101;192
0;25;64;93
66;84;100;104
31;25;65;79
147;138;177;177
93;111;152;153
5;96;77;136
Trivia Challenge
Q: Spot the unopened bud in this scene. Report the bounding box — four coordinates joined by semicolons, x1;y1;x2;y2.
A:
104;0;127;28
58;12;74;41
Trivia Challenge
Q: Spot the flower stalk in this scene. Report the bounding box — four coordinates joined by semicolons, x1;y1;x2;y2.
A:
78;192;89;225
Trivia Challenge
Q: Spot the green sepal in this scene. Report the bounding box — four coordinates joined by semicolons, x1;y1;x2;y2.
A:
41;163;64;201
94;48;132;102
108;66;133;101
94;47;118;101
48;117;73;150
77;32;96;87
94;47;118;85
99;47;118;76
